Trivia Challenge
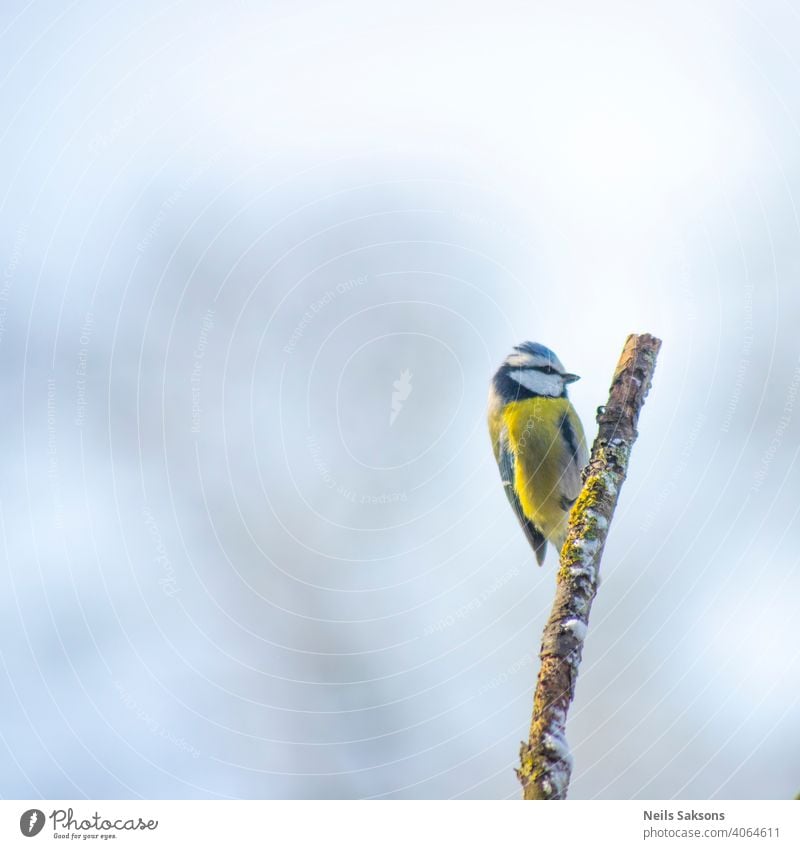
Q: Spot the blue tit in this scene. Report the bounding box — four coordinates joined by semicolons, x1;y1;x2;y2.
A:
487;342;588;565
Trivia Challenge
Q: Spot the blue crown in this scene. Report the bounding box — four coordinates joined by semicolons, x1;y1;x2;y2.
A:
513;341;559;363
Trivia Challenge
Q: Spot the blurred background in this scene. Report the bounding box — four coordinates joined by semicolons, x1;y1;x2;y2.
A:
0;0;799;800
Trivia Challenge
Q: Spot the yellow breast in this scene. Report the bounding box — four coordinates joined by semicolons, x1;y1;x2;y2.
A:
500;397;584;545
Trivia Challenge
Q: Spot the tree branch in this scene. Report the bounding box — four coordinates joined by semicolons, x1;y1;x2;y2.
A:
517;332;662;800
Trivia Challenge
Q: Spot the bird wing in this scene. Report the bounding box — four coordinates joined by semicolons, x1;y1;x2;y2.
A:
557;409;589;508
497;426;548;566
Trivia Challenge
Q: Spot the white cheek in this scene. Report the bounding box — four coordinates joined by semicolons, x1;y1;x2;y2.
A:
510;370;562;397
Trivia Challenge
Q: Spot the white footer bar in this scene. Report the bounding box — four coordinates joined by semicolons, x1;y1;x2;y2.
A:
2;800;797;848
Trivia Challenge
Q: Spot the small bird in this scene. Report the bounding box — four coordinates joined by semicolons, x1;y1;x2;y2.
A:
487;342;588;565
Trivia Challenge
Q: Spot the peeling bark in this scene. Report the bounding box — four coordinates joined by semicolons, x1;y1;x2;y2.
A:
518;333;662;800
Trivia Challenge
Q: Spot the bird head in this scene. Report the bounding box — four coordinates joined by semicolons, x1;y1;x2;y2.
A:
490;341;580;405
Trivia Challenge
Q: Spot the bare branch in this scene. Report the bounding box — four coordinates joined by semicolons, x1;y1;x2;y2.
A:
517;332;662;800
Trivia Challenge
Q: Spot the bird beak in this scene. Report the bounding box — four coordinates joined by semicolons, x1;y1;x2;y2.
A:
562;373;580;384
